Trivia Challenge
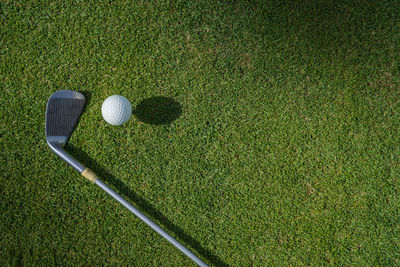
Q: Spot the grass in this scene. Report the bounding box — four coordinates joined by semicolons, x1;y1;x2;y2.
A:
1;0;400;265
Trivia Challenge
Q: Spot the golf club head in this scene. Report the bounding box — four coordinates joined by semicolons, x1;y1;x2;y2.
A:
46;90;86;172
46;90;85;147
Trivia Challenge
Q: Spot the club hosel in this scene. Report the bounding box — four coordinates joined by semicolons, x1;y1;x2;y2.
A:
47;142;86;173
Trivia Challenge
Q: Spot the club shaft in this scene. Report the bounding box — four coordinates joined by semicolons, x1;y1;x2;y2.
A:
94;179;208;267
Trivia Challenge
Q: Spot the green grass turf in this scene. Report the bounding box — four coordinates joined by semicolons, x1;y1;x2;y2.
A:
1;0;400;265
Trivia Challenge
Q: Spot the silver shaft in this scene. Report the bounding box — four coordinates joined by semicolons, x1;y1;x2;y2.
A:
95;179;208;267
48;143;86;173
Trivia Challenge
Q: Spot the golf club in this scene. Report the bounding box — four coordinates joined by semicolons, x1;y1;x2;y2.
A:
45;90;207;267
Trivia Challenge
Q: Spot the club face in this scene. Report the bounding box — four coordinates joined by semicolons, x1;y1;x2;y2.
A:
46;90;85;147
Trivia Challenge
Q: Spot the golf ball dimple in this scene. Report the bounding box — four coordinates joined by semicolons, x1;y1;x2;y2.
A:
101;95;132;126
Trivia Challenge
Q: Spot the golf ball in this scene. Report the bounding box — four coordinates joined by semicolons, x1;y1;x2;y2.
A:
101;95;132;126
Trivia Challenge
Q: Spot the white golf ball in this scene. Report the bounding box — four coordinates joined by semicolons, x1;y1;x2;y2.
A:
101;95;132;126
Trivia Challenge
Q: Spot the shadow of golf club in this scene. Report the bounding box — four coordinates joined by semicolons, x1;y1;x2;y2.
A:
134;96;182;125
68;145;228;267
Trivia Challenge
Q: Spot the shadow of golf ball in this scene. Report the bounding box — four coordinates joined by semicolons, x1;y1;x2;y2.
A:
134;96;182;125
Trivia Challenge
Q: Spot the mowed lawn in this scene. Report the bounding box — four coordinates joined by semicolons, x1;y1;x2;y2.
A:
1;0;399;265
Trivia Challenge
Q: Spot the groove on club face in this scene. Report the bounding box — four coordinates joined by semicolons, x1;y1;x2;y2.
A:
46;90;85;147
46;98;85;136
